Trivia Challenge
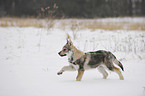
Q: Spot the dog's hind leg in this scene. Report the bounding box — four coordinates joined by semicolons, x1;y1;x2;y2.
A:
113;66;124;80
97;66;108;79
57;65;76;75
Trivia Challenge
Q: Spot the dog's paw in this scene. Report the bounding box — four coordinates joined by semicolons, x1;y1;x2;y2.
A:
57;72;63;75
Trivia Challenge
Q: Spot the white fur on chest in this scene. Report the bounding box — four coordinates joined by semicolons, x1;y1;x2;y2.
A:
68;51;73;60
68;51;79;70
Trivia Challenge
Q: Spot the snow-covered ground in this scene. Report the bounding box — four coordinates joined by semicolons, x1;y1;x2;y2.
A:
0;18;145;96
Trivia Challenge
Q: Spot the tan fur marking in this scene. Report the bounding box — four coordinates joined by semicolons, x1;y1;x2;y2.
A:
61;50;65;54
71;44;85;61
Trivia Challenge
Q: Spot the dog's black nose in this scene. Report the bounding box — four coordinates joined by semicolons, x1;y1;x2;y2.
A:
58;51;67;57
58;51;61;55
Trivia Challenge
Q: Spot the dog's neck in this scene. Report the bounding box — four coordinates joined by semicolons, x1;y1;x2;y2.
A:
68;45;85;63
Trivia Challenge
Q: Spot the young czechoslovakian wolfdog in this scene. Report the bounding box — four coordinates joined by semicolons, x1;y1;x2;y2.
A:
57;35;124;81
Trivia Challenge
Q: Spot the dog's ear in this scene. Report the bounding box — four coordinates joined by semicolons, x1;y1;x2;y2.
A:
66;33;70;40
67;39;73;46
67;39;69;44
66;34;73;46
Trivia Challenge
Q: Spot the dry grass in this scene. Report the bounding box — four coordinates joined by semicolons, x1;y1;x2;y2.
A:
56;18;145;31
0;18;44;28
0;17;145;31
82;21;145;31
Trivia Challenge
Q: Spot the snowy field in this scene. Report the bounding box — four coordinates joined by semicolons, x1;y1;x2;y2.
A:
0;18;145;96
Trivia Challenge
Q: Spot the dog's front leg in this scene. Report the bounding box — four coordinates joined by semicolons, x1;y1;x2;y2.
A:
57;65;76;75
76;68;84;81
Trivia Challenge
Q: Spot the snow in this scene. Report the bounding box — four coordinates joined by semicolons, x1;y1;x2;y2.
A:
0;20;145;96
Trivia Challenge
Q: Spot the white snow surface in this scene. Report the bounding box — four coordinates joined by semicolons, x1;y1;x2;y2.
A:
0;26;145;96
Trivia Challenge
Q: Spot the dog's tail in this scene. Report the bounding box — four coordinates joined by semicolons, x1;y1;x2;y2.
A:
109;52;124;71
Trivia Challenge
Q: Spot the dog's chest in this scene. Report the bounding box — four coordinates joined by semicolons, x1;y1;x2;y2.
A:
68;51;74;63
68;51;79;70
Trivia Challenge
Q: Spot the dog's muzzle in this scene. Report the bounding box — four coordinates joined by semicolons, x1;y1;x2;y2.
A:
58;51;67;57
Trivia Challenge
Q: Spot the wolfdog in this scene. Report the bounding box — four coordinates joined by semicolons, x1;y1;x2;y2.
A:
57;35;124;81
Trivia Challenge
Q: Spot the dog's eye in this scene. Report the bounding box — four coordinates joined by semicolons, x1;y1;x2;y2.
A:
63;49;67;51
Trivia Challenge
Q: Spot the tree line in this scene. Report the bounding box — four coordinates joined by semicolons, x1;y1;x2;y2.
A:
0;0;145;18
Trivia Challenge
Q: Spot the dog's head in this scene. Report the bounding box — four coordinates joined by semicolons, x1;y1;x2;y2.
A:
58;35;73;57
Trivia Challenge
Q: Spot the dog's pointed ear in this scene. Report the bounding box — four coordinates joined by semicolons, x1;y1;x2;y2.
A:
67;39;69;44
67;38;73;46
68;39;73;46
66;33;73;46
66;33;70;40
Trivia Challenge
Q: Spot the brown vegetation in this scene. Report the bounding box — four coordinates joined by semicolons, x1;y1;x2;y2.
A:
0;17;145;31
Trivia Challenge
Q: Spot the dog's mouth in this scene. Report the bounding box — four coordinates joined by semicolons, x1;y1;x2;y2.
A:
59;54;67;57
58;52;67;57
